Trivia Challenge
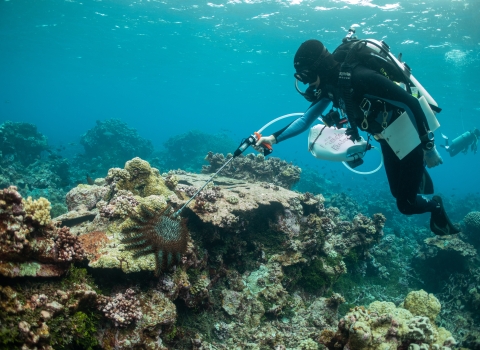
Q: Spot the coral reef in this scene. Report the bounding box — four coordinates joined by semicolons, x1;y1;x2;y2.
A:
79;119;153;168
0;186;84;277
0;266;101;349
321;290;455;350
2;153;472;349
0;121;48;165
202;152;301;189
463;211;480;246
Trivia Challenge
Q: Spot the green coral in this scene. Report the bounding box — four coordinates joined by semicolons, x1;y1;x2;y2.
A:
402;289;441;322
226;195;239;204
107;157;172;198
298;258;336;293
327;293;455;350
49;311;100;349
19;261;42;277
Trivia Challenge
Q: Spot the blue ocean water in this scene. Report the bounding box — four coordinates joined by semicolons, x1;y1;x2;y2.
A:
1;0;479;199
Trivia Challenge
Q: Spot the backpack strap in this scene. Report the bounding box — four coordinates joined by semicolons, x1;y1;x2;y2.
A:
338;41;363;142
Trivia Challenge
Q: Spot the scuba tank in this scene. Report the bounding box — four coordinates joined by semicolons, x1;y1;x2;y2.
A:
333;28;442;159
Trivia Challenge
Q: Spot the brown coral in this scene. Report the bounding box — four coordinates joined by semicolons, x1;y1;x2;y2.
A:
54;226;85;262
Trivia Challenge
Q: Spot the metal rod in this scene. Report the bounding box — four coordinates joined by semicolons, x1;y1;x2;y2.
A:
173;156;235;217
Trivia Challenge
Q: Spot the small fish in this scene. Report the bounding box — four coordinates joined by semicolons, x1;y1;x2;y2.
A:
86;174;95;185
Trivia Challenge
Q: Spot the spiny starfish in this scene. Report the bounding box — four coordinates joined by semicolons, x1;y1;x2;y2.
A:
121;204;188;276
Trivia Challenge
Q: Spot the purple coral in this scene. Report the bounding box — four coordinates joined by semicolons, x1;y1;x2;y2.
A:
54;226;85;262
99;192;139;218
0;186;30;256
99;288;142;327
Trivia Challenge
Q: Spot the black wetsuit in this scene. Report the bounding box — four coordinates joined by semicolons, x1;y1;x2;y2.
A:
273;65;437;215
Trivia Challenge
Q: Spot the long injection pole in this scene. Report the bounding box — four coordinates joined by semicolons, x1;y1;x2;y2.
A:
172;156;236;218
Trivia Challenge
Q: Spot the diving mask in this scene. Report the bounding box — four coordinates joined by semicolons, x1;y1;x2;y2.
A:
293;69;318;85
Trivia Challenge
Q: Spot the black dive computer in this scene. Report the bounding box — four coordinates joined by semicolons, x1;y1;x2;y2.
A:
421;131;435;150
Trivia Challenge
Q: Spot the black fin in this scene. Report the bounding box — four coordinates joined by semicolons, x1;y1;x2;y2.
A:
430;196;461;236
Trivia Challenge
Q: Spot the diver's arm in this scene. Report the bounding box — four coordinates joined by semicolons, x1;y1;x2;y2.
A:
272;98;331;143
353;67;431;138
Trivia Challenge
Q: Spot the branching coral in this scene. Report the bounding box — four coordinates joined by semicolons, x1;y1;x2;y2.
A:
98;288;142;328
23;196;51;226
99;190;139;219
1;186;85;277
54;226;85;262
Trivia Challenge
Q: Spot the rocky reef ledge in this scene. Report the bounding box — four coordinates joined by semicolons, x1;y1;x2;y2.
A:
0;157;457;349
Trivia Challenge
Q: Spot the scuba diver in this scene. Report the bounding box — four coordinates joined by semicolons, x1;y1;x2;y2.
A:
441;128;479;157
255;38;460;236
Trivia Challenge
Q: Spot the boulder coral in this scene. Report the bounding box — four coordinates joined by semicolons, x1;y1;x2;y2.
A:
105;157;172;198
321;290;456;350
463;211;480;246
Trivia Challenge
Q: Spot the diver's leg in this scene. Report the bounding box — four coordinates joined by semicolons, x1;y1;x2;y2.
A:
380;142;435;214
381;141;459;235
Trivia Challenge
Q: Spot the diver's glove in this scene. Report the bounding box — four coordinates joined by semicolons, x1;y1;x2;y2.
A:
253;135;276;153
423;146;443;168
